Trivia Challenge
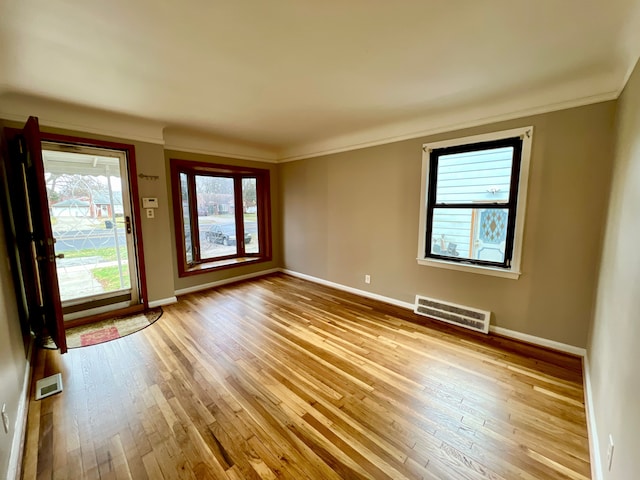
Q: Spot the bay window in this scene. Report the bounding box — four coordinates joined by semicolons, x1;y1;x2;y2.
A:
171;159;271;276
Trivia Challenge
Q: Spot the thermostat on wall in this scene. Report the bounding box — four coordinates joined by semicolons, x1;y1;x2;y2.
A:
142;197;159;208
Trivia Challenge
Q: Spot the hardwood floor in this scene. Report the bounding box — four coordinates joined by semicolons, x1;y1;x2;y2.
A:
22;273;591;479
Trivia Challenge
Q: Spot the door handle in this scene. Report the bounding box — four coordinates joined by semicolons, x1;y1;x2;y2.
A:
125;216;132;234
49;253;64;262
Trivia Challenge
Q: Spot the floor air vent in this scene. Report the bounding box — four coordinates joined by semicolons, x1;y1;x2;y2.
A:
414;295;490;334
35;373;63;400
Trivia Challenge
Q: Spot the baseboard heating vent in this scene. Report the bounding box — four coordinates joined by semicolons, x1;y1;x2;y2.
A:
414;295;490;334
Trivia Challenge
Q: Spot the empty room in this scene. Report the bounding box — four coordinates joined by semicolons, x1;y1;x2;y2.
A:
1;1;639;479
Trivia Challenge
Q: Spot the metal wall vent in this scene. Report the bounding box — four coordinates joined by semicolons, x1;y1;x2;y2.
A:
35;373;63;400
414;295;490;334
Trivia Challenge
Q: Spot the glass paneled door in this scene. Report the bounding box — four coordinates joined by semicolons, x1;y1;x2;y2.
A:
42;142;139;320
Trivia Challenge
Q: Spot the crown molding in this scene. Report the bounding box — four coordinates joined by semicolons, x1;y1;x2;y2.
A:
0;110;165;145
0;92;280;161
1;61;633;164
619;56;640;97
617;2;640;96
278;81;620;162
163;143;278;163
0;93;166;145
163;128;278;163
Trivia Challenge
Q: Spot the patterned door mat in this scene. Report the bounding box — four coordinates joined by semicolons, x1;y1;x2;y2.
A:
42;307;163;349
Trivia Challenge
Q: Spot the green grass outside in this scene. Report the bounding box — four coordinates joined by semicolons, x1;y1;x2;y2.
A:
63;247;128;261
92;265;131;290
197;213;258;226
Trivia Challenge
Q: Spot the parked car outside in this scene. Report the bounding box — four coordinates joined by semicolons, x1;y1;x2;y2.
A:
205;224;251;246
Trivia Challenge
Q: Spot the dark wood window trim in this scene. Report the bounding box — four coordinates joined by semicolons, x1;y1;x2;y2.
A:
38;132;150;308
425;136;523;269
170;158;272;278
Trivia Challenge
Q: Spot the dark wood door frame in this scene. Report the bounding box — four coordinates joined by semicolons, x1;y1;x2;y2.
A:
39;131;150;314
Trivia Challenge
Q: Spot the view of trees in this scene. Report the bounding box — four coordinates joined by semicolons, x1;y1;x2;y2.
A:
193;175;257;215
45;172;113;203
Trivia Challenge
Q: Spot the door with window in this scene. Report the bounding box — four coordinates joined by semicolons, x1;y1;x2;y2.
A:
41;141;142;320
1;118;147;354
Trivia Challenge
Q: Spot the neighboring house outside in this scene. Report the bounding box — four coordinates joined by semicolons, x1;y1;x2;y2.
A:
430;147;512;260
195;193;235;216
50;198;90;217
50;194;123;219
91;194;123;218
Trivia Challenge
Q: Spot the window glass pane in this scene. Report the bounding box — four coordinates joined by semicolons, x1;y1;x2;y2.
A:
430;207;508;264
44;149;131;301
195;175;238;259
243;178;259;254
435;147;513;204
180;173;192;264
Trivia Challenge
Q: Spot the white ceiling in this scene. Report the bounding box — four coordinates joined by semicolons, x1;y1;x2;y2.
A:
1;0;639;161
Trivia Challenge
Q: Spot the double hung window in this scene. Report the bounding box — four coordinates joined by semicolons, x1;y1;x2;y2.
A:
417;127;532;278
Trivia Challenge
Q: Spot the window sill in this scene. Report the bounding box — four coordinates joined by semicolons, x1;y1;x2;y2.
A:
417;257;521;279
180;256;268;277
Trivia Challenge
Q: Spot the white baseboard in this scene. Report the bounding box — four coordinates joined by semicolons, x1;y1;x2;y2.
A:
488;326;586;357
174;268;281;297
280;269;415;310
7;336;34;480
148;296;178;308
583;355;602;480
280;268;586;357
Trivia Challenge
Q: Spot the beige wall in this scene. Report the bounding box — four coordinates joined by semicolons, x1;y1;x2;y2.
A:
164;150;282;292
588;60;640;479
279;101;616;348
0;205;29;479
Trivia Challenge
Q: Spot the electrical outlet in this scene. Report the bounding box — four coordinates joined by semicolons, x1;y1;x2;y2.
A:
1;403;9;434
364;274;371;284
146;208;155;219
607;434;614;471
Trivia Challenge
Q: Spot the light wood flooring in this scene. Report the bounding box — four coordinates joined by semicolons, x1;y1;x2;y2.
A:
22;273;591;479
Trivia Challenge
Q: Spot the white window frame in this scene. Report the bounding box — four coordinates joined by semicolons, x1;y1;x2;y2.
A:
417;126;533;279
